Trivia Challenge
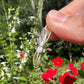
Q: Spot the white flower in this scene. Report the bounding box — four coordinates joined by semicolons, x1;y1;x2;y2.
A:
14;62;19;65
26;39;29;43
21;58;27;63
0;55;4;58
11;27;16;33
1;77;4;80
25;37;27;40
19;64;22;69
31;35;34;38
13;16;16;20
16;50;21;53
27;32;31;35
35;42;37;46
3;67;9;72
8;15;11;19
29;42;31;44
24;53;27;57
9;23;12;27
17;18;20;24
1;62;8;66
12;21;13;24
6;73;11;77
1;70;4;76
26;50;30;53
34;38;36;41
19;37;22;39
30;45;33;48
33;31;38;35
43;49;46;53
29;16;35;20
16;53;20;58
20;44;24;49
9;33;11;36
13;77;20;79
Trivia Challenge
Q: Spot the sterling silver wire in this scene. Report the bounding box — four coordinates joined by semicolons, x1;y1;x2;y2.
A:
33;25;51;68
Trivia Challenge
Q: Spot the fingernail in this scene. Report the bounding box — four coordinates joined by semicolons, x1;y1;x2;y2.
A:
49;10;68;22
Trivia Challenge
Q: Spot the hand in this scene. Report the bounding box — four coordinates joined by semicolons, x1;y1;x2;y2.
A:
46;0;84;44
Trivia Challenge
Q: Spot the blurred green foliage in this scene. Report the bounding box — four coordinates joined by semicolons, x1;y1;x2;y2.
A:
0;0;84;84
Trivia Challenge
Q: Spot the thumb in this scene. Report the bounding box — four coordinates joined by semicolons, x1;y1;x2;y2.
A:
46;10;84;44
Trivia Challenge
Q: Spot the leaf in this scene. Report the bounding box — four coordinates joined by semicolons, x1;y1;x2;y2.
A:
19;76;27;81
43;53;48;60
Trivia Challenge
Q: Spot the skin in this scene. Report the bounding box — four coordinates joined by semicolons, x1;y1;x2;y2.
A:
46;0;84;44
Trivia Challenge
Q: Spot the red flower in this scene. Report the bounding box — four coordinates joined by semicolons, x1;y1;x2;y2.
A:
41;68;57;83
37;43;39;47
64;67;67;70
81;62;84;70
59;72;76;84
20;53;23;58
69;63;79;76
69;62;74;68
71;67;80;76
26;56;29;58
41;74;50;83
52;57;63;67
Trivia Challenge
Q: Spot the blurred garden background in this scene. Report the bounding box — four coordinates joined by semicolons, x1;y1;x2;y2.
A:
0;0;84;84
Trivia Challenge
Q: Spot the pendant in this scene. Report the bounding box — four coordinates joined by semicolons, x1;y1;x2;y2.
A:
33;25;51;68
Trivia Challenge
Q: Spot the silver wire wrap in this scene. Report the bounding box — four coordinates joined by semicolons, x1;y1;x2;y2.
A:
33;25;51;68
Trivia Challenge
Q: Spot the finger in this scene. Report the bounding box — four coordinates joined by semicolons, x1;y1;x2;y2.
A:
46;0;84;41
47;10;66;41
59;0;84;15
46;10;84;44
47;0;84;41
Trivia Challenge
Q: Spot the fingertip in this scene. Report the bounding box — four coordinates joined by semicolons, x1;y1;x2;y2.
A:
46;10;59;41
46;10;58;26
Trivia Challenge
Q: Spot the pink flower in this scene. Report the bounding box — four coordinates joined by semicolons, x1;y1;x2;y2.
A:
41;68;57;83
47;48;52;52
52;57;63;67
81;62;84;70
59;72;76;84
